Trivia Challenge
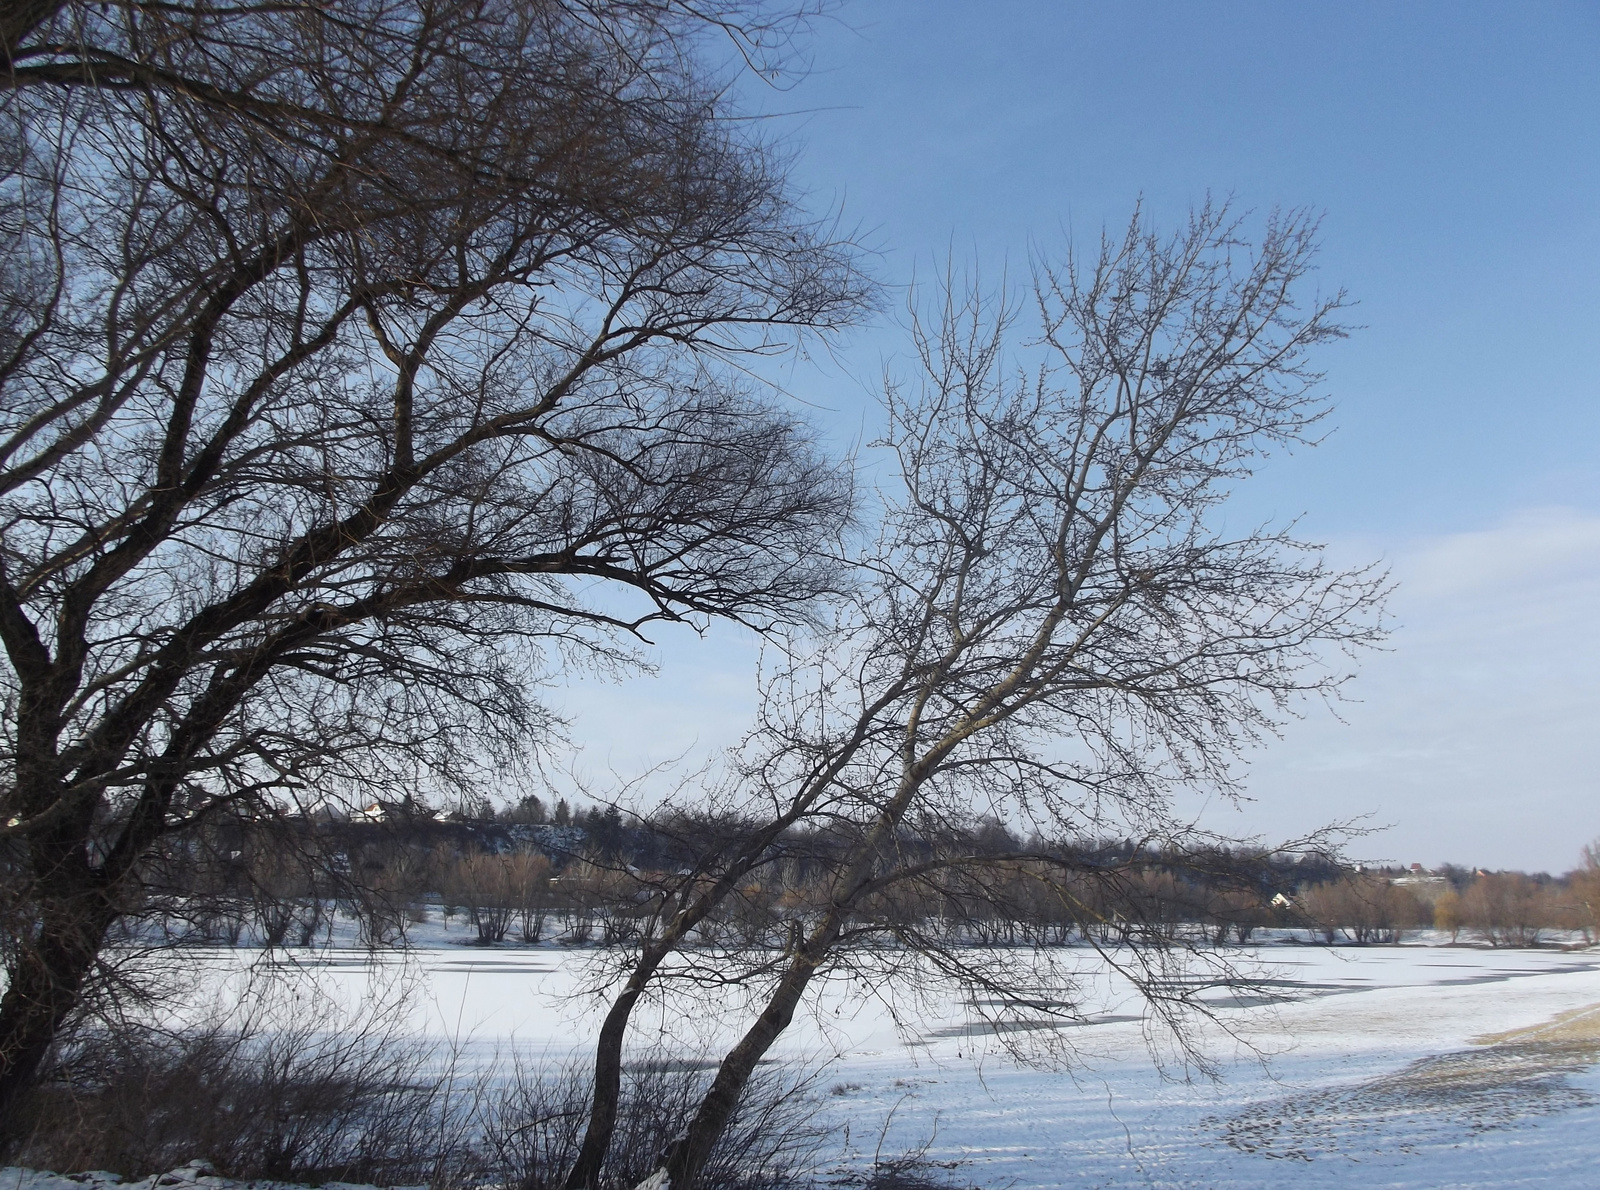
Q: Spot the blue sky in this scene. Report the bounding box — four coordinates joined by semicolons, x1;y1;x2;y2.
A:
557;2;1600;873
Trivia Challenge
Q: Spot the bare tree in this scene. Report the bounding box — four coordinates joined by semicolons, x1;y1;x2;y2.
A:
1565;841;1600;945
1460;872;1555;947
1297;872;1429;944
1432;886;1464;943
615;205;1388;1189
0;0;869;1123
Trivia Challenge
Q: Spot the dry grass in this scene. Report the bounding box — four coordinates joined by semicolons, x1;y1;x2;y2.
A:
1472;1001;1600;1046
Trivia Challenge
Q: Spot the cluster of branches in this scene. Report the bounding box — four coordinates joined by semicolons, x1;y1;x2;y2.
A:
554;205;1389;1189
0;0;867;1127
0;4;1398;1188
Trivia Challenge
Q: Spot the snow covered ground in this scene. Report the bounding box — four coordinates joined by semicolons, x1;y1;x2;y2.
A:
20;931;1600;1189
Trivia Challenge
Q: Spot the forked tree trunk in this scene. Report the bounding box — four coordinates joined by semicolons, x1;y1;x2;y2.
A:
657;918;841;1190
564;906;748;1188
647;755;940;1187
564;801;856;1188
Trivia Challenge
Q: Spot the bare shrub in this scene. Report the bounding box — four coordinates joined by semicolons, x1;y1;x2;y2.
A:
9;975;828;1190
246;847;328;950
552;862;642;948
443;852;519;945
513;854;555;945
1433;887;1464;943
9;986;466;1182
1202;885;1271;946
440;850;557;946
849;1150;968;1190
1562;841;1600;945
480;1053;826;1190
835;1105;969;1190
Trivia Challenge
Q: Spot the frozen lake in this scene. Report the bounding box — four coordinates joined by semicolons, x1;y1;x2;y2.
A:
178;931;1600;1190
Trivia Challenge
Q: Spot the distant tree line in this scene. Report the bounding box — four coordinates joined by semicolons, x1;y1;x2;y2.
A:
110;803;1600;953
1290;861;1600;947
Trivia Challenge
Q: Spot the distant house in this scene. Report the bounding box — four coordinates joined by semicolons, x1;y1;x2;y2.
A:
1391;862;1447;886
1390;862;1449;903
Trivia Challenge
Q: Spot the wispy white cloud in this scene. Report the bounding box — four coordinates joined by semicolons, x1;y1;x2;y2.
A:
1229;507;1600;872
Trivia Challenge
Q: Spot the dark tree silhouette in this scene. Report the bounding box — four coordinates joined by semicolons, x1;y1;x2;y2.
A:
0;0;868;1122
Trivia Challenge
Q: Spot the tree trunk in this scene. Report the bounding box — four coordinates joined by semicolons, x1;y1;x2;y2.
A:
560;949;661;1190
658;921;839;1190
565;814;839;1186
0;884;117;1132
0;761;151;1137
